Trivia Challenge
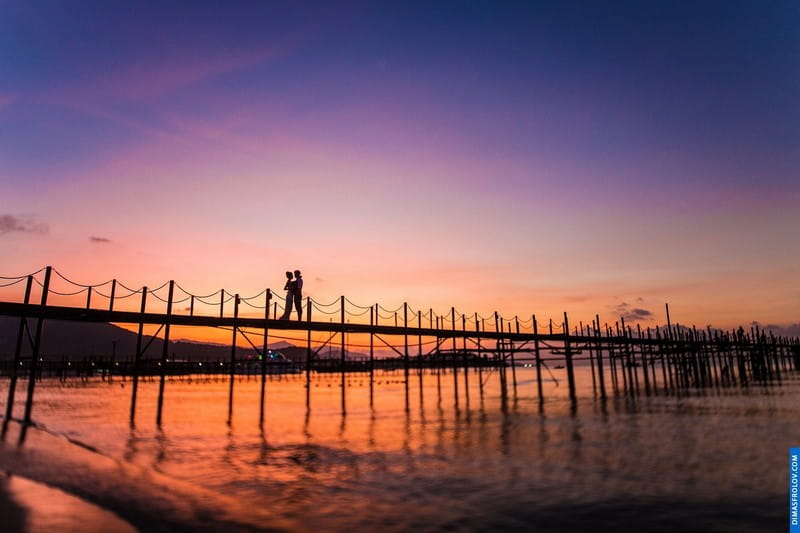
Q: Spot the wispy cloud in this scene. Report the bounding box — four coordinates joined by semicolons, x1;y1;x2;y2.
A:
0;214;48;235
612;299;654;322
89;236;111;243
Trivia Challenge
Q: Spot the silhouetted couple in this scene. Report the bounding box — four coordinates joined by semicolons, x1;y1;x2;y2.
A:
279;270;303;320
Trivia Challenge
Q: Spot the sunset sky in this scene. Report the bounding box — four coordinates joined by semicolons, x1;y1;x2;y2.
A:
1;1;798;333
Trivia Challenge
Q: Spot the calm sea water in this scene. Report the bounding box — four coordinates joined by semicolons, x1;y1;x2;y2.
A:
1;366;797;531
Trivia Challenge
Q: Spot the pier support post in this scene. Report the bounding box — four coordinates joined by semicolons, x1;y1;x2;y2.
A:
155;281;174;427
22;266;52;436
595;316;606;399
533;315;543;400
3;275;33;436
369;306;375;408
305;297;312;409
130;287;147;424
227;293;239;425
340;296;346;414
564;312;576;402
260;289;270;425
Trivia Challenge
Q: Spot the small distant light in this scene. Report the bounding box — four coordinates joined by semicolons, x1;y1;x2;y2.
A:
198;362;203;367
115;362;119;366
219;362;223;366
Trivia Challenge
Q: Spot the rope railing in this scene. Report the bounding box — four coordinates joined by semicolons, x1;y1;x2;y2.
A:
0;267;45;280
0;278;26;288
53;268;113;288
0;267;615;339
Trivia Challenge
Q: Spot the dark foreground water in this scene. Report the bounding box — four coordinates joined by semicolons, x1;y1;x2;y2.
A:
1;366;797;531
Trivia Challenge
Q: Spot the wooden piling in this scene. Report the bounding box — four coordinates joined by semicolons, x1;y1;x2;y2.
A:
340;296;346;413
259;290;271;423
370;306;375;408
533;315;543;400
595;316;607;399
22;266;52;431
305;296;312;409
563;312;576;402
3;275;33;435
637;324;650;395
109;279;116;311
130;286;147;424
155;280;174;427
227;293;239;425
477;314;484;396
451;307;459;407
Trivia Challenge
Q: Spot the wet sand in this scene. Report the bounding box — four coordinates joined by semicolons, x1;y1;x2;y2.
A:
0;471;136;533
0;420;289;532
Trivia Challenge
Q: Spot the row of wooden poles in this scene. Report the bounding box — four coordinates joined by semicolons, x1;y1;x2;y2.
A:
2;267;800;439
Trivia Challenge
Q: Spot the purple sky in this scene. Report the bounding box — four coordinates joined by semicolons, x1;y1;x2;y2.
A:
1;1;798;330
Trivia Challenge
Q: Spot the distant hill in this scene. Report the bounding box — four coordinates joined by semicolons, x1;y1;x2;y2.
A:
0;317;368;362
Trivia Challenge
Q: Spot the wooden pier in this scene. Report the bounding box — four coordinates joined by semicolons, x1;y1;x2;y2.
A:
1;267;798;439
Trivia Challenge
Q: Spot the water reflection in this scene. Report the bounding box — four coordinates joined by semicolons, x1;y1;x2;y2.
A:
0;368;797;531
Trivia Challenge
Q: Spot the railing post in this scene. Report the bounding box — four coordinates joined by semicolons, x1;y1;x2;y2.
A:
22;266;52;435
86;286;92;309
156;280;174;427
109;279;117;311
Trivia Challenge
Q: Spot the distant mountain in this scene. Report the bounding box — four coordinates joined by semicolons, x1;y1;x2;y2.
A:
0;317;369;362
